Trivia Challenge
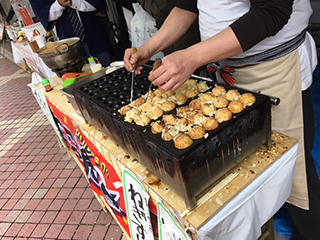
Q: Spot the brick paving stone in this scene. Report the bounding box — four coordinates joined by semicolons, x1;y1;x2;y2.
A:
41;211;59;223
48;199;65;211
4;210;21;222
27;211;45;224
89;198;103;211
24;199;41;211
61;199;78;211
81;211;100;225
10;179;24;188
21;189;37;199
30;223;50;238
19;179;33;189
15;211;33;223
0;223;11;236
44;224;63;239
89;225;108;240
48;169;62;179
58;224;77;239
105;225;123;240
75;178;89;188
54;211;72;224
44;188;60;199
13;199;29;210
1;189;15;198
52;178;67;188
64;178;79;188
82;188;95;199
18;223;37;238
32;188;48;199
40;178;55;188
35;199;53;211
37;170;51;179
11;189;26;199
56;188;72;199
4;223;23;237
73;225;93;240
2;199;18;210
69;187;85;199
75;199;92;211
96;211;114;225
67;211;86;224
59;169;73;178
0;210;10;222
29;179;44;188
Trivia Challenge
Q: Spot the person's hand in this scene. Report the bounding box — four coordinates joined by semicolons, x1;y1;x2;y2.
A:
148;49;197;91
58;0;72;7
123;46;152;74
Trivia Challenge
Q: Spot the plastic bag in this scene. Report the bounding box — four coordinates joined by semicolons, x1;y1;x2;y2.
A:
130;3;164;60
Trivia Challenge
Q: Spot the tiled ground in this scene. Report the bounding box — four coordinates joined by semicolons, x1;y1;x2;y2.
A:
0;41;126;239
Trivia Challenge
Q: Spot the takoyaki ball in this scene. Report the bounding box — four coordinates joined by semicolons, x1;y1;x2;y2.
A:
149;106;164;120
239;93;256;106
165;90;175;98
215;108;232;123
176;106;191;118
199;92;215;103
174;134;193;149
124;108;141;123
226;89;240;101
201;103;216;117
176;83;188;93
175;93;188;105
212;85;226;96
213;96;229;108
176;118;191;132
189;111;206;125
185;89;199;99
151;120;165;134
160;101;176;112
140;102;153;113
119;105;132;115
189;99;202;111
197;81;210;92
154;88;165;95
228;100;244;113
134;97;146;107
161;125;180;141
186;79;198;87
203;117;219;131
148;91;156;100
152;95;165;104
135;114;151;126
187;126;206;140
162;114;177;125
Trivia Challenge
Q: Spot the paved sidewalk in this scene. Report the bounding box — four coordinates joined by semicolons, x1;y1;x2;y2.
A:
0;42;126;240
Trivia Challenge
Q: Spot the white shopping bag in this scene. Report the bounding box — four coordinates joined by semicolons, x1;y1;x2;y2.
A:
130;3;164;60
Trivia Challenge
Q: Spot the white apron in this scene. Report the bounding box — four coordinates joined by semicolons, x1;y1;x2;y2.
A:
216;49;309;209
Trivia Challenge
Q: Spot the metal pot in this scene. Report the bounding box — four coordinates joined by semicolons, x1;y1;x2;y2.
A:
37;37;83;70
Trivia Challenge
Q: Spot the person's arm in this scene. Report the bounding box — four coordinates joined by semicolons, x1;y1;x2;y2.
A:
149;0;293;90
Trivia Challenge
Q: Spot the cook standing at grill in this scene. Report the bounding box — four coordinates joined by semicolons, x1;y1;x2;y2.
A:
123;0;319;239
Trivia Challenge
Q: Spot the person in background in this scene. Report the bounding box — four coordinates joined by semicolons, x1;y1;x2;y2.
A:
124;0;320;239
29;0;111;67
4;6;15;26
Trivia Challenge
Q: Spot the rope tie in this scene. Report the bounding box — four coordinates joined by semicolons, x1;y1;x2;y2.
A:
207;63;236;86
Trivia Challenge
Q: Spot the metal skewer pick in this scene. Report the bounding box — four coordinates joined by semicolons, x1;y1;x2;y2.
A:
146;58;162;102
130;47;137;103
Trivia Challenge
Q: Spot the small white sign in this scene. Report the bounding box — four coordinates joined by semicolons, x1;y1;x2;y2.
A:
123;169;154;240
157;201;190;240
